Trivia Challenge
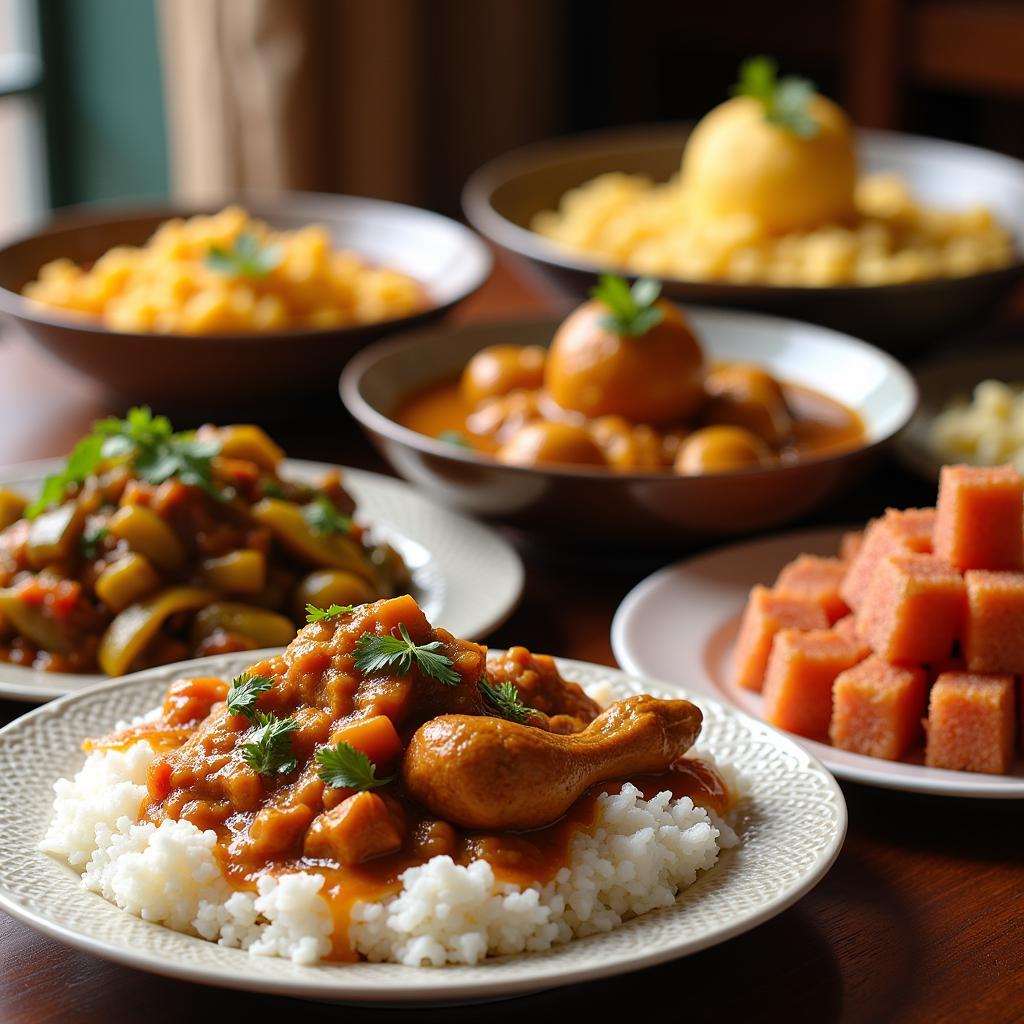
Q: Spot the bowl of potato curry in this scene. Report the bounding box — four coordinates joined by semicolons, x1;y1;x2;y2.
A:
342;278;916;544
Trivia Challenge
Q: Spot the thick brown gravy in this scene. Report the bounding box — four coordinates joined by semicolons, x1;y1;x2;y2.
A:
396;367;864;470
99;711;730;962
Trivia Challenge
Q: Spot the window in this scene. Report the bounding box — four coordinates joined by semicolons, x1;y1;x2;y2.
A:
0;0;45;235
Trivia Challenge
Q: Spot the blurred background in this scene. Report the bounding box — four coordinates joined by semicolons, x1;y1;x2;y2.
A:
3;0;1024;234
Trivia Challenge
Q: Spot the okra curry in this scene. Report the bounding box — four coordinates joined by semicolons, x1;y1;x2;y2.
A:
0;409;409;675
90;596;731;960
396;275;864;474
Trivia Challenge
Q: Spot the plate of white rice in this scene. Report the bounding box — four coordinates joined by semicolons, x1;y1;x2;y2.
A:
0;650;846;1004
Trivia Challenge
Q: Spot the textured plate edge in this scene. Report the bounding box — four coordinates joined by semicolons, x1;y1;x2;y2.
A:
0;652;847;1004
610;525;1024;800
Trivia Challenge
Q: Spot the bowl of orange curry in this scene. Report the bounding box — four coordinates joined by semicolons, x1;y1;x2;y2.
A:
340;278;917;545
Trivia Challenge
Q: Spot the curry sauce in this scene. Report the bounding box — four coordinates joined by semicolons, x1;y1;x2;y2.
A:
88;596;732;961
397;372;864;469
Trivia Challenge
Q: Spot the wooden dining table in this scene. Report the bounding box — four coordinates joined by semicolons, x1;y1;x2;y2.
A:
1;251;1021;1024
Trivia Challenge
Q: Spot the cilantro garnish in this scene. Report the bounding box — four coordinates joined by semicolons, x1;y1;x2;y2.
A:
305;603;356;624
316;741;393;791
27;406;224;518
438;430;472;449
27;434;105;518
204;232;282;279
732;56;820;139
239;711;298;776
479;678;536;725
353;624;460;685
78;524;109;559
590;275;665;337
226;673;275;721
302;496;353;536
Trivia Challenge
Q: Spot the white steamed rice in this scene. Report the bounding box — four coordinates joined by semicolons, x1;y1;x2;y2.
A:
41;730;740;967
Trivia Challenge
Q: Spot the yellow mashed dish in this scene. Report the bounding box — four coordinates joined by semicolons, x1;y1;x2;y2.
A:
532;59;1016;287
23;206;427;334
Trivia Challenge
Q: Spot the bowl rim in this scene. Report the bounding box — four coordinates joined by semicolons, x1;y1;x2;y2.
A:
340;306;920;483
462;122;1024;297
0;190;494;342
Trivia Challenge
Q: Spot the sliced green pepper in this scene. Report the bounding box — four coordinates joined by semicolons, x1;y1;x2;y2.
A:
95;553;161;612
190;601;295;648
0;586;69;652
108;504;185;572
0;489;27;531
251;499;377;583
98;585;216;676
201;549;266;594
26;503;85;569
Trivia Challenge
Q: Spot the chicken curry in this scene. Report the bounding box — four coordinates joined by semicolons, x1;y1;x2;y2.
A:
89;595;731;961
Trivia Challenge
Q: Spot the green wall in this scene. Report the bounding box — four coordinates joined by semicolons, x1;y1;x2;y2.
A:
40;0;168;207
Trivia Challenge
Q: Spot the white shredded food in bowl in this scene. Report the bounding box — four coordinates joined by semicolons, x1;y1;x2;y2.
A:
40;730;740;966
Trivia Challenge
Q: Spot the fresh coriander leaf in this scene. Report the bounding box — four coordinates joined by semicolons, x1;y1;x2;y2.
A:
590;274;665;337
239;711;298;776
26;434;105;518
437;430;472;449
479;678;536;725
353;624;461;685
27;407;228;517
302;495;353;536
316;741;393;790
305;603;356;624
205;232;282;279
732;56;820;139
78;524;109;559
226;673;275;721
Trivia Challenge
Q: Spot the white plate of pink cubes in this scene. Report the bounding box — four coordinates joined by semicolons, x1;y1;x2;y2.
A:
612;466;1024;798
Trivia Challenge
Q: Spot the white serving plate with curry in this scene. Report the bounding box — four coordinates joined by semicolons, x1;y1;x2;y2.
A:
0;651;846;1004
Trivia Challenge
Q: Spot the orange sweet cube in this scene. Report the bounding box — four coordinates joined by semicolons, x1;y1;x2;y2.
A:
925;672;1016;774
840;530;864;562
732;585;828;692
762;628;867;740
933;465;1024;571
963;570;1024;673
832;613;862;646
774;555;850;623
829;656;928;760
830;614;870;659
839;508;935;610
856;554;965;665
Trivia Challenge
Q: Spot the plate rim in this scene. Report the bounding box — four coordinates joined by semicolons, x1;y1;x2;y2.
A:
0;651;846;1003
611;524;1024;799
0;457;524;703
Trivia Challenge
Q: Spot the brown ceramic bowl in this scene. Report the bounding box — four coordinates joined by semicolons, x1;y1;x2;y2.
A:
0;192;492;406
340;311;917;546
463;124;1024;352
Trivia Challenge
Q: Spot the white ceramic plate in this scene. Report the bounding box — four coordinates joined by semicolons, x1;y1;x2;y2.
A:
897;348;1024;481
0;650;845;1004
0;458;523;704
612;526;1024;798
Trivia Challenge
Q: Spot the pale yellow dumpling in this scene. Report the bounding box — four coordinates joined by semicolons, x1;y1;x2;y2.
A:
681;95;857;235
